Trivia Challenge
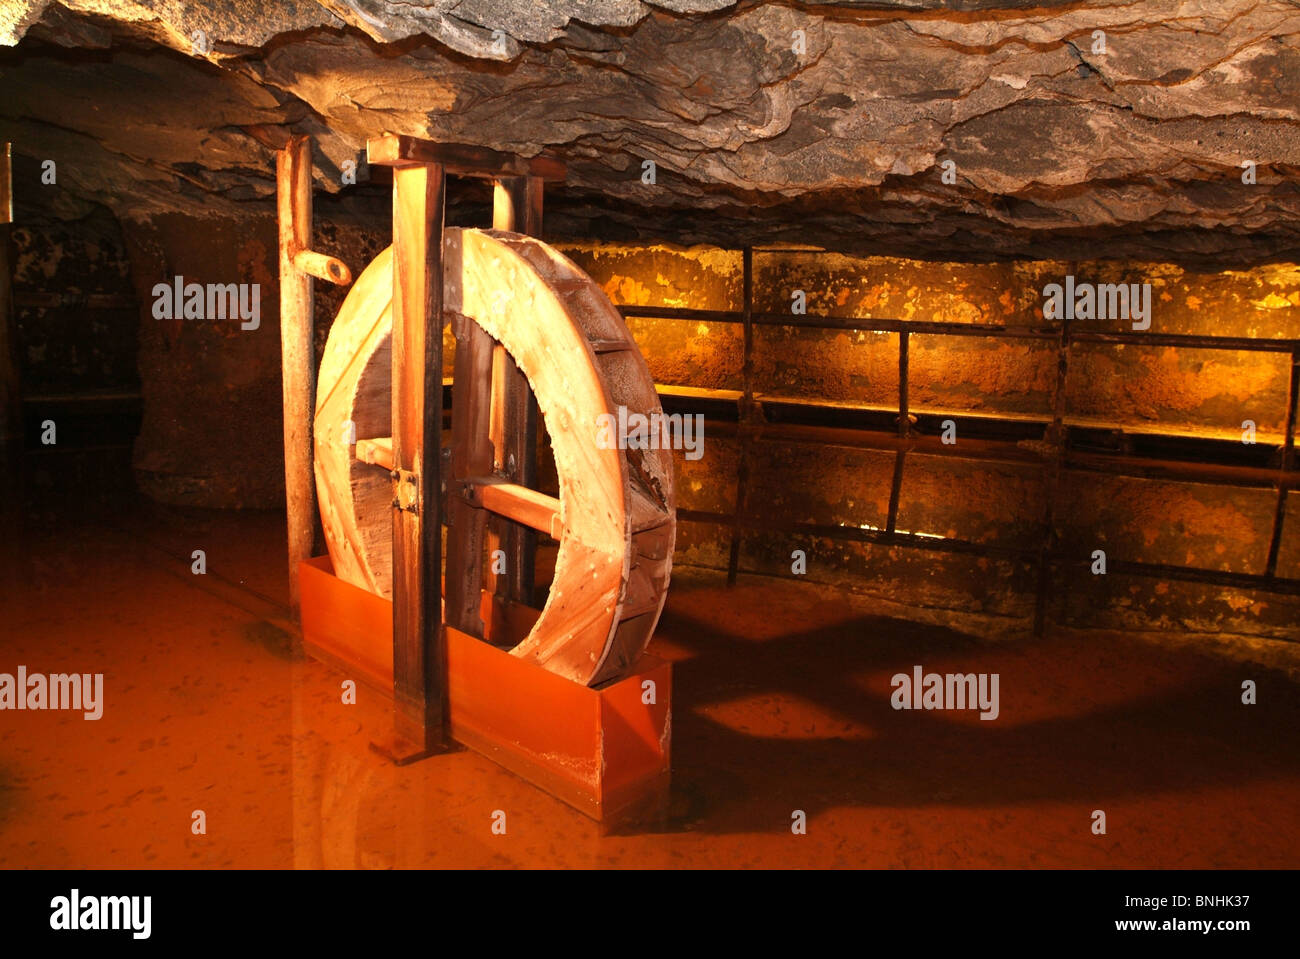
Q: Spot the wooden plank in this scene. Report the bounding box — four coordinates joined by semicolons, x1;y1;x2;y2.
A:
494;175;542;607
482;343;508;602
385;161;447;757
368;135;566;181
444;310;496;640
276;135;318;613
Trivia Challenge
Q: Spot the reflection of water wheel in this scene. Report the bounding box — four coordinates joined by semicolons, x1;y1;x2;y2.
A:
313;227;675;687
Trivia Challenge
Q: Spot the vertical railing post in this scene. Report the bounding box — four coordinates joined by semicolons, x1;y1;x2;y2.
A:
727;246;754;585
1265;349;1299;578
898;330;910;439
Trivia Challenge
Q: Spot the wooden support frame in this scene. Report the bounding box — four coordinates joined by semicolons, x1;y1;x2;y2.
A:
380;159;448;760
492;176;543;608
442;175;546;637
367;135;565;181
277;136;353;614
357;135;566;758
276;136;319;614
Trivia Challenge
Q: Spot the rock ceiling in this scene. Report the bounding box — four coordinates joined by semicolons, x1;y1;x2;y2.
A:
2;0;1299;265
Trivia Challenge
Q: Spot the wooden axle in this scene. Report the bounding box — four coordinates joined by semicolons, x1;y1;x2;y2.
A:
293;249;352;285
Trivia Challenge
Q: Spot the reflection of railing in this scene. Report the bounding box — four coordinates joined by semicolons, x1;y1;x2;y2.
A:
615;247;1300;635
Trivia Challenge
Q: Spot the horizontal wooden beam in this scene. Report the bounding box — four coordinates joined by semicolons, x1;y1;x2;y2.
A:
367;135;566;182
466;477;562;540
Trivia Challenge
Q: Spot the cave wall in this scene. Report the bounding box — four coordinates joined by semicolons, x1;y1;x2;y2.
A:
9;198;140;496
564;240;1300;640
566;243;1300;441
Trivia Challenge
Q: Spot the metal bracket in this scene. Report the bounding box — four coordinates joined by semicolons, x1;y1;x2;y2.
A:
390;468;419;515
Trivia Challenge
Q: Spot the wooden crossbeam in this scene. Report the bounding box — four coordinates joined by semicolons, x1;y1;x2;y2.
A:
368;135;565;181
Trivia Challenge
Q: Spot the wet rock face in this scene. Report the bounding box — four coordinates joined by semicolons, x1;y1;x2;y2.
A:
2;0;1299;264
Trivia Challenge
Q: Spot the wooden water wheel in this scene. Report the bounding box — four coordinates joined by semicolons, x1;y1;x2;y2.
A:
313;227;675;687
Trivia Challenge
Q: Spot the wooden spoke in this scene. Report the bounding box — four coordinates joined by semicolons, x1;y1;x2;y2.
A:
465;478;562;539
355;436;393;470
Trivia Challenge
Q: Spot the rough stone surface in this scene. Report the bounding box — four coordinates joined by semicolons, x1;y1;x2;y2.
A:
1;0;1298;265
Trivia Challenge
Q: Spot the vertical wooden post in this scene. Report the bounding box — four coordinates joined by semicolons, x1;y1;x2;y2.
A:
492;176;542;608
0;143;19;455
385;160;447;758
0;140;19;575
276;136;318;614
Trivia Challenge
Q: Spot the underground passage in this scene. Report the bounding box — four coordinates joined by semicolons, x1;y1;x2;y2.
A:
0;0;1298;884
